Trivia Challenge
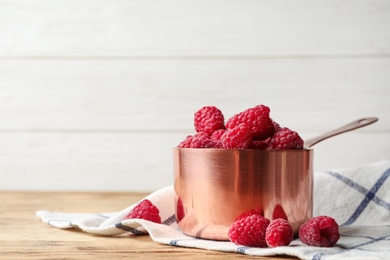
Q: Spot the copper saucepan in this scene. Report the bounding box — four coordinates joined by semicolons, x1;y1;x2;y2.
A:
173;117;378;240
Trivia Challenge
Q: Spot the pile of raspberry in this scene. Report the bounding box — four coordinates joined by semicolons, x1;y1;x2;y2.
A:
228;211;340;248
178;105;304;149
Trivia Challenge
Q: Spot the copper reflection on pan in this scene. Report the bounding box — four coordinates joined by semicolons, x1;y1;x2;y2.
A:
173;147;313;241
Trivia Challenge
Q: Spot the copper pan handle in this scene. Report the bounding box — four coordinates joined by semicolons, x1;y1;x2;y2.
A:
304;117;378;148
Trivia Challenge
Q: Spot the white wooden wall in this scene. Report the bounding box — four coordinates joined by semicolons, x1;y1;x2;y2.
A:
0;0;389;192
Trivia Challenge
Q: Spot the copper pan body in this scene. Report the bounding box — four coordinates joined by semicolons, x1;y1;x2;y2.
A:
173;147;313;241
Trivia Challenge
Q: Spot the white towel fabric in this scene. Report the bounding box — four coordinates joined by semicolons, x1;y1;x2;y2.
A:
37;160;390;260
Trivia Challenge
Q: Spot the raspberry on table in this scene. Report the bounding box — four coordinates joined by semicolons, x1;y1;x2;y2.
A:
267;127;304;149
266;218;294;247
299;216;340;247
226;105;275;141
228;214;270;247
194;106;225;135
221;124;252;149
124;199;161;224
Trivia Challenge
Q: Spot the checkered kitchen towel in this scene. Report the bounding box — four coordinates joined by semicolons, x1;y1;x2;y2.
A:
37;159;390;260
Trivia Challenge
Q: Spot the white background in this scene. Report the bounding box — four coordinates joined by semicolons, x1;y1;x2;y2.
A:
0;0;389;191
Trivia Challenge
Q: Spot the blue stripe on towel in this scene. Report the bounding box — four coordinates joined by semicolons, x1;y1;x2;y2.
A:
169;238;198;246
162;214;176;225
115;222;147;235
325;168;390;226
341;168;390;226
312;232;390;259
170;240;179;246
236;246;249;254
325;170;390;210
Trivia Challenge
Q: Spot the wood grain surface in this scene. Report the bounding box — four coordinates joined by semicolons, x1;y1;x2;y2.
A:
0;192;297;259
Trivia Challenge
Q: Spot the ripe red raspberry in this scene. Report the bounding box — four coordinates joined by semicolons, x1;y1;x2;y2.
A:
299;216;340;247
124;199;161;224
194;106;225;135
272;120;281;131
226;105;275;140
221;124;252;149
265;218;294;247
177;135;193;148
251;140;268;149
190;133;220;148
178;133;222;148
210;129;226;141
267;127;304;149
228;214;270;247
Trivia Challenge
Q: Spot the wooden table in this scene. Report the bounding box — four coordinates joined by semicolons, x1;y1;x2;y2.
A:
0;191;297;259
